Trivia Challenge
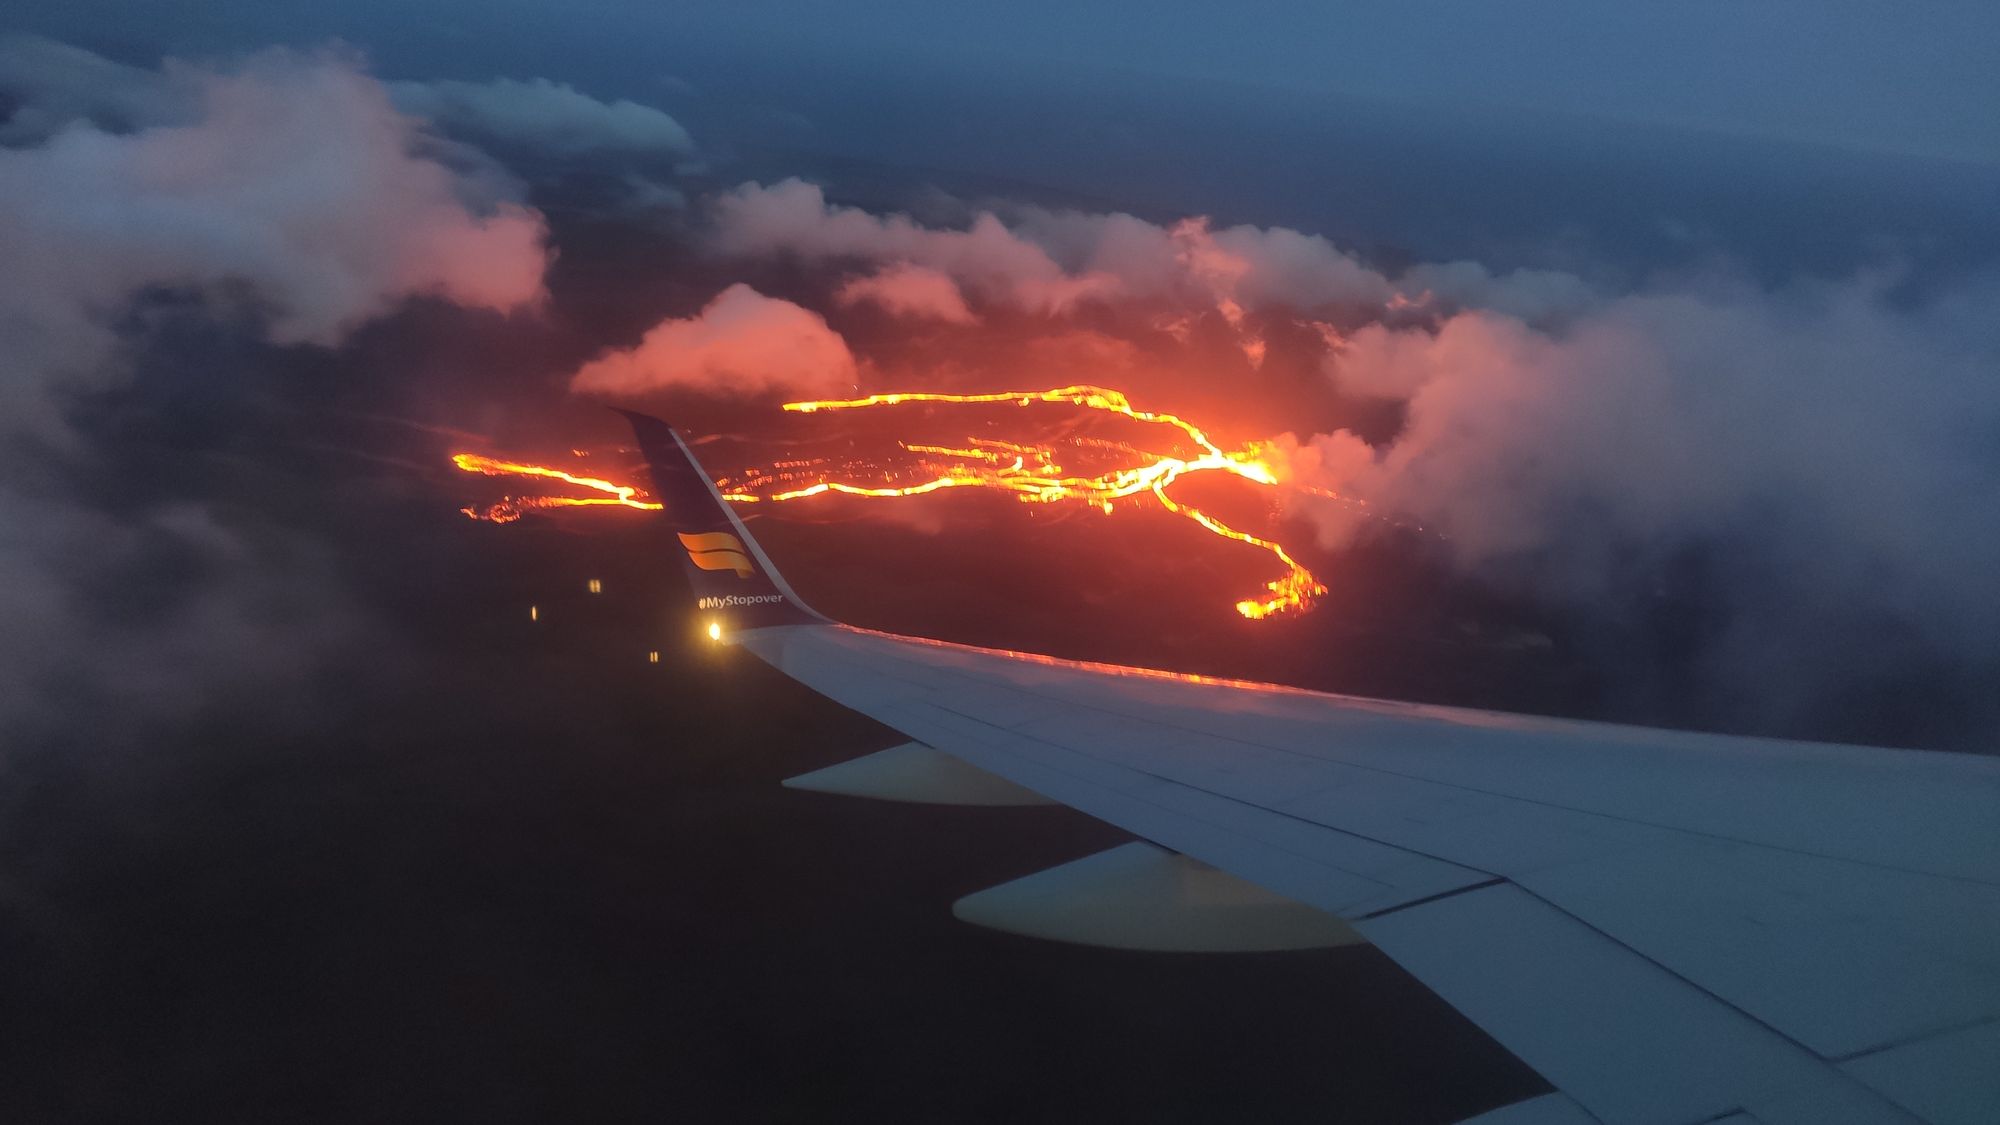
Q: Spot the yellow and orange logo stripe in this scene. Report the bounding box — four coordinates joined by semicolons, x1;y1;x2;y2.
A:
678;531;756;578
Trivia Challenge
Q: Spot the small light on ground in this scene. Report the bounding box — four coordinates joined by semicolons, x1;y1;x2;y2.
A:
707;621;723;641
587;579;602;594
647;650;660;664
529;605;539;622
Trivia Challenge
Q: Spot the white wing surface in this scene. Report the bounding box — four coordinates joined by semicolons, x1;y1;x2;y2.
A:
625;411;2000;1125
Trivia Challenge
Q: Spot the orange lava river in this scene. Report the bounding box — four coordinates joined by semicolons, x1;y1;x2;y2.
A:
453;386;1324;619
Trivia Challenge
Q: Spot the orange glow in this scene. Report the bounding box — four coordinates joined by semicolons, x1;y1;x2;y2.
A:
451;385;1325;619
451;452;662;523
842;623;1312;693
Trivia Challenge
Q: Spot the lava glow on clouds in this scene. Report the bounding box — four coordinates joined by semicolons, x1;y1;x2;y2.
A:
451;169;2000;735
7;32;1991;747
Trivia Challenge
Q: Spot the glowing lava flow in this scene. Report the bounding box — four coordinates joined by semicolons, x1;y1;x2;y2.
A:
451;453;661;523
451;386;1325;618
769;386;1321;618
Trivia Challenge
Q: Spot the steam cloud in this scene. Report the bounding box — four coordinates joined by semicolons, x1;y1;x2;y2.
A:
709;179;1121;314
570;283;857;396
835;262;979;324
708;178;1591;327
1278;279;2000;730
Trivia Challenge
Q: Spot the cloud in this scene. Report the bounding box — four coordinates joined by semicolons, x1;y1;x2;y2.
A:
0;496;371;746
1278;274;2000;732
1000;204;1404;315
708;178;1121;315
708;180;1621;338
390;76;693;157
620;174;689;211
0;44;548;393
0;34;184;142
571;283;857;396
0;41;553;742
834;262;977;324
1396;260;1599;323
704;179;1505;332
1181;217;1394;311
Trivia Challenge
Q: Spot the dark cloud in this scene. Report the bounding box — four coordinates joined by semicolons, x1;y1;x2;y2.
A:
0;41;552;744
388;75;694;158
0;34;183;142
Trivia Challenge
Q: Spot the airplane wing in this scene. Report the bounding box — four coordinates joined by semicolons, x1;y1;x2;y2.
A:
623;410;2000;1125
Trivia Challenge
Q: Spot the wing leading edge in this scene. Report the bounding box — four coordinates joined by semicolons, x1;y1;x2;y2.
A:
625;411;2000;1125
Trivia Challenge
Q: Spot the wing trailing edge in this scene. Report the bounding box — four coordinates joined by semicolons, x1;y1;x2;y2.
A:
953;841;1367;953
782;741;1056;806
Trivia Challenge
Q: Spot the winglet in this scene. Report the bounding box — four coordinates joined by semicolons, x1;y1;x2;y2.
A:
617;410;825;635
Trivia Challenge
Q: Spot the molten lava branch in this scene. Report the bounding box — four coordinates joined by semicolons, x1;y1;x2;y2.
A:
1153;484;1324;620
451;452;662;522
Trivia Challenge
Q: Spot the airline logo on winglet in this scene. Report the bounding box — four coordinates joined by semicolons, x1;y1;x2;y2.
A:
678;531;756;578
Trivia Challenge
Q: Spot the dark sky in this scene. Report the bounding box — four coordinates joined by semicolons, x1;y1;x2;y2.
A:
21;0;2000;164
